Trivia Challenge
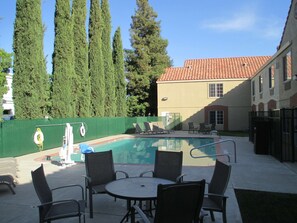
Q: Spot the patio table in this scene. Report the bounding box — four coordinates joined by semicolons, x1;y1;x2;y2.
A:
105;177;174;222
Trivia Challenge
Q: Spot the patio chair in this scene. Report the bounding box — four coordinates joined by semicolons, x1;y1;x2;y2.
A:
199;123;210;134
140;150;184;182
131;180;206;223
139;150;184;211
31;164;85;223
188;122;199;134
84;150;129;218
202;159;232;223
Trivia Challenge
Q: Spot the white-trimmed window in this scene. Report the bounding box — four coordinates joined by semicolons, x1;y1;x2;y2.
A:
259;75;263;93
269;65;275;88
283;51;291;81
209;83;223;98
209;110;224;125
252;80;255;96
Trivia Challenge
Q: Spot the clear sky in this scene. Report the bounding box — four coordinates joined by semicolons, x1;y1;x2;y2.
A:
0;0;292;74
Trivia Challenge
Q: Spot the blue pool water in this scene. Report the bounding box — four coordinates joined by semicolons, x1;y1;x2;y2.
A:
92;137;216;166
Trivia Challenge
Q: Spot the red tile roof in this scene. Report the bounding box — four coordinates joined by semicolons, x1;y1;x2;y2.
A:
158;56;271;81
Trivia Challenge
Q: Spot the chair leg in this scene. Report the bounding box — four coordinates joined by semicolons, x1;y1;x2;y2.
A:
85;187;88;207
89;189;93;218
222;211;227;223
210;211;215;221
7;183;16;194
0;182;16;194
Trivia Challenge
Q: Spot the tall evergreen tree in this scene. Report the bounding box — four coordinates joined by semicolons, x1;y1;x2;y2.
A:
112;27;126;117
13;0;49;119
72;0;91;117
51;0;75;118
126;0;171;116
89;0;105;117
101;0;116;117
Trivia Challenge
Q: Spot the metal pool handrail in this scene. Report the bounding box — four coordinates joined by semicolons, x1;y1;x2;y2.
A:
190;139;237;163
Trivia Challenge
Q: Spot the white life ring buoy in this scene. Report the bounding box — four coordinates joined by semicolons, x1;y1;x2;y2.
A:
80;124;86;137
34;128;44;146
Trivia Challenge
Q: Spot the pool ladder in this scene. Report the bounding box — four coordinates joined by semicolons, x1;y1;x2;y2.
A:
190;139;237;163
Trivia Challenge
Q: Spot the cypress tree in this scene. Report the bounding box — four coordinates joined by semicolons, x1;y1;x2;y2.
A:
51;0;75;118
89;0;105;117
126;0;171;116
13;0;49;119
72;0;91;117
112;27;126;117
101;0;116;117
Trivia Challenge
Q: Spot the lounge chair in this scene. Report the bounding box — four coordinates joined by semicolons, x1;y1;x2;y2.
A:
144;121;156;134
131;180;206;223
202;160;232;223
84;150;129;218
188;122;199;133
0;157;18;194
133;123;146;134
156;121;172;133
31;164;85;223
0;175;16;194
149;122;168;134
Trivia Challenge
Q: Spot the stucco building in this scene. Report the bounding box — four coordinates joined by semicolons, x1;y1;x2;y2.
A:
157;56;270;131
3;73;14;120
251;0;297;111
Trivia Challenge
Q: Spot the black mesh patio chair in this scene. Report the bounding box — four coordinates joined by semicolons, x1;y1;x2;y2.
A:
140;150;184;182
202;159;231;223
188;122;199;133
84;150;129;218
139;150;184;212
199;123;210;134
31;164;85;223
131;180;206;223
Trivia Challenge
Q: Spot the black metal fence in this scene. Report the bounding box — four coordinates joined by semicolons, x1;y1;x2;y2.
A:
249;108;297;162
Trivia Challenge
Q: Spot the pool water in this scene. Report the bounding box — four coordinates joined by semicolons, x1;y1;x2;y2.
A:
91;137;217;166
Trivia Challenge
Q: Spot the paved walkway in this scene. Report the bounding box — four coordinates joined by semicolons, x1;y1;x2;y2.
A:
1;132;297;223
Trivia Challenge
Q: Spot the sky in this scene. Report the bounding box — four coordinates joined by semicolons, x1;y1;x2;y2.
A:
0;0;292;74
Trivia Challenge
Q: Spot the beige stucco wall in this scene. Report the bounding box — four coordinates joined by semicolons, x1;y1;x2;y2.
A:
252;0;297;110
251;58;280;110
157;79;251;131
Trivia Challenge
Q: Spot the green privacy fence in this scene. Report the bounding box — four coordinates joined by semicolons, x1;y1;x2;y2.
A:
0;116;161;158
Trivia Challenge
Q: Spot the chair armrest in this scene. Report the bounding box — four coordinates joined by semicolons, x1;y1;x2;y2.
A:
139;170;153;177
176;174;186;183
115;170;129;178
197;209;208;222
35;199;82;212
83;175;93;186
205;193;228;199
132;205;150;223
51;184;84;200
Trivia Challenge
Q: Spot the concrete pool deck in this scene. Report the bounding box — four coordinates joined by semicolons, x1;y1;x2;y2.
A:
1;131;297;222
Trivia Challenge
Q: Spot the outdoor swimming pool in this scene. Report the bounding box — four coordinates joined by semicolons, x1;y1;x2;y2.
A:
88;137;218;166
